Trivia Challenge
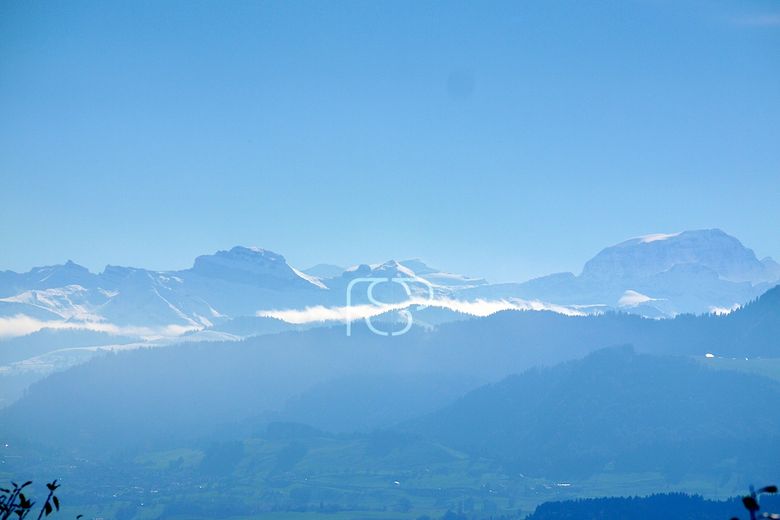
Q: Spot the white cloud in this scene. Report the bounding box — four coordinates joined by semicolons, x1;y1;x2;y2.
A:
618;290;658;308
257;303;397;324
431;297;585;317
257;297;585;325
709;304;740;316
0;314;198;340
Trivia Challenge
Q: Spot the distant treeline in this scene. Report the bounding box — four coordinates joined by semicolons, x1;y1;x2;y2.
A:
525;492;780;520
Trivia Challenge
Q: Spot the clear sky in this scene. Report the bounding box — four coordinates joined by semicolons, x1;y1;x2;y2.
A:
1;0;778;282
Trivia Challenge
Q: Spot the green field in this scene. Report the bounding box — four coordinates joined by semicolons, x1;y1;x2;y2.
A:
698;356;780;382
3;426;749;520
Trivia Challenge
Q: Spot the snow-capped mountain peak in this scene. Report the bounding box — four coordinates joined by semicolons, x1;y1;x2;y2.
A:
582;228;774;283
1;232;778;342
189;246;324;289
338;259;487;288
341;260;417;280
636;232;683;244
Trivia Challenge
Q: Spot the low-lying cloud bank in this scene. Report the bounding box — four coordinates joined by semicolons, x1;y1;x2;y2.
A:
0;314;198;340
257;297;586;325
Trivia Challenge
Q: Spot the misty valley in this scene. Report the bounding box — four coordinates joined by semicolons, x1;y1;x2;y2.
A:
1;231;779;519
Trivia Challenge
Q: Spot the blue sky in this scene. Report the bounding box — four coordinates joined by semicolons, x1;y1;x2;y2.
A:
1;0;778;282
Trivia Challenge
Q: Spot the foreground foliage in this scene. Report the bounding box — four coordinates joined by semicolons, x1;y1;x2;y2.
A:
0;480;80;520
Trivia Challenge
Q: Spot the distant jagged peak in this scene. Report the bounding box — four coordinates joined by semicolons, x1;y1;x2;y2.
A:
30;259;91;275
377;259;417;277
302;263;346;280
399;258;438;275
397;258;487;284
99;265;178;289
342;260;417;279
26;259;98;289
761;256;780;279
63;259;88;270
338;258;487;289
102;264;153;276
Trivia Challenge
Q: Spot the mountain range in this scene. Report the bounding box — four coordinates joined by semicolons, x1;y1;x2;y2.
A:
1;229;776;335
1;228;778;407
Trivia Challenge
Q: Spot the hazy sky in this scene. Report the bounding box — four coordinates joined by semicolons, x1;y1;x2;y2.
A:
1;0;778;282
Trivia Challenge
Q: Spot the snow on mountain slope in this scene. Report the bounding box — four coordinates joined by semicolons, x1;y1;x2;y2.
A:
1;233;778;409
0;285;106;322
317;259;488;307
177;246;329;316
188;246;323;289
399;259;488;287
0;247;328;338
0;260;99;297
0;230;777;341
456;229;778;317
582;229;774;283
302;264;346;280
